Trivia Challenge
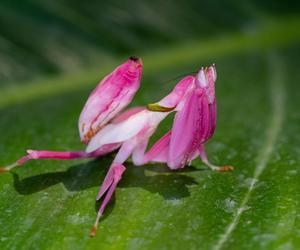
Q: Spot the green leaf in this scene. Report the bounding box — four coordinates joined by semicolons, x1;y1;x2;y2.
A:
1;12;300;250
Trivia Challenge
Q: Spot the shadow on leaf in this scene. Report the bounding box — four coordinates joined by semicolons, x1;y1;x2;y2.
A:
11;157;203;214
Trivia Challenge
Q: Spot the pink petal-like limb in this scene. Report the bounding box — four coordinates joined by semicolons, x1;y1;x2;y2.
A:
90;163;126;237
96;142;135;201
168;89;208;169
0;143;121;173
90;142;134;237
143;130;171;163
79;57;143;143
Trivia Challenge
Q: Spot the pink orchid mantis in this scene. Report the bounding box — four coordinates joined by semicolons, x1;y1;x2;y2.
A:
0;58;233;237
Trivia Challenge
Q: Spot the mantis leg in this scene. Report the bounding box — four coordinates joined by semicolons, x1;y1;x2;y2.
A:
0;143;121;173
198;144;233;172
90;141;134;237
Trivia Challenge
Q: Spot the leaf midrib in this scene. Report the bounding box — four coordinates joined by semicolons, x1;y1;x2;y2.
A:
213;54;285;250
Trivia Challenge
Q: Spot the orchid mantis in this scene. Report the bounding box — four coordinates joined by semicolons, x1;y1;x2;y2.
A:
0;58;233;237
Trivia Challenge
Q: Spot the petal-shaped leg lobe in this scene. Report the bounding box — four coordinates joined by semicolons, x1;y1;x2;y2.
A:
168;90;204;169
168;88;216;169
96;140;134;200
144;130;171;163
91;163;126;237
98;164;125;214
96;165;115;201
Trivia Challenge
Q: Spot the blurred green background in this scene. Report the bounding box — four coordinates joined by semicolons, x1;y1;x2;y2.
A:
0;0;299;83
0;1;300;250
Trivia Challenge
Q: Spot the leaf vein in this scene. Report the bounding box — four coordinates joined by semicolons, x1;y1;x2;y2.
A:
213;54;285;250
